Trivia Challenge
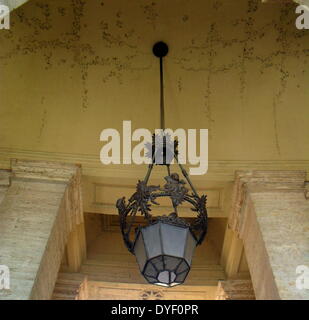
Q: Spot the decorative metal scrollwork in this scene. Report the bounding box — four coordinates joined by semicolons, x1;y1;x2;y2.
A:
116;134;208;253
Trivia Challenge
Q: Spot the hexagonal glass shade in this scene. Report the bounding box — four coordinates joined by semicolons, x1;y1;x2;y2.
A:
133;221;197;287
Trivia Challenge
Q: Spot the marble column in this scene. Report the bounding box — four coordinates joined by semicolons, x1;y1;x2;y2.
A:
228;170;309;300
0;159;85;300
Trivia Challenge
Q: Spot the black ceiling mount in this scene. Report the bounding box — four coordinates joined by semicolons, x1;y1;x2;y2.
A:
152;41;169;58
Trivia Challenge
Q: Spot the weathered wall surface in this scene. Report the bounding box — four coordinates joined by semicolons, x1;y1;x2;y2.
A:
0;0;308;175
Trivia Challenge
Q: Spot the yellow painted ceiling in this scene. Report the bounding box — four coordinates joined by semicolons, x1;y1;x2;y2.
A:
0;0;308;163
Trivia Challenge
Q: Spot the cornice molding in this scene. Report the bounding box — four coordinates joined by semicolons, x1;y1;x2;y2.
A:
10;158;81;183
228;170;307;234
0;147;308;181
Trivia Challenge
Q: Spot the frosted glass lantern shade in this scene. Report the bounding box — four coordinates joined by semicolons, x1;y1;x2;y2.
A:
133;221;197;287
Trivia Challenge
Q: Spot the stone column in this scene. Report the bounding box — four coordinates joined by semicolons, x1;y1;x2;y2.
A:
0;159;85;300
228;170;309;300
220;226;249;280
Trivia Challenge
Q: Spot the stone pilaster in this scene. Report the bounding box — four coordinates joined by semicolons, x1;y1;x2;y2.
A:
228;170;309;300
0;159;85;300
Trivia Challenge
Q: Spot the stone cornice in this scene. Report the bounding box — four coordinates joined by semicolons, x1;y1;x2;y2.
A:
0;147;309;182
228;170;307;234
10;159;81;183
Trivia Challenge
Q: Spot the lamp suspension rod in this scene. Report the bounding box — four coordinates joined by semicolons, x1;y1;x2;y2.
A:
159;56;165;131
143;54;167;185
174;154;199;198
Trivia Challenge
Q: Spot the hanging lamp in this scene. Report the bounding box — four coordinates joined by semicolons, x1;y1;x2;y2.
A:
116;42;208;287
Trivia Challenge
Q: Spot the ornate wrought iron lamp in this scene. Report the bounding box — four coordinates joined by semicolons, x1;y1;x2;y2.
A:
116;42;208;287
